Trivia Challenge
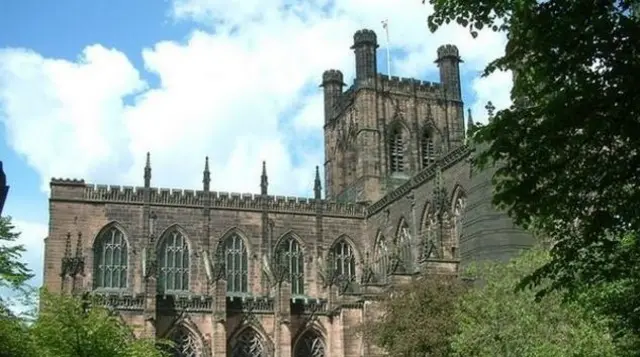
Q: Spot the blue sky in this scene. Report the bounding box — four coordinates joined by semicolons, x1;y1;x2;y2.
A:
0;0;510;294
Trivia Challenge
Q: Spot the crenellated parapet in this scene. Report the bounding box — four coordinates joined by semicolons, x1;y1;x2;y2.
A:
49;180;367;218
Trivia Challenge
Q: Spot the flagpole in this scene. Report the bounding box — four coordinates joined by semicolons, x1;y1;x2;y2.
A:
382;19;391;77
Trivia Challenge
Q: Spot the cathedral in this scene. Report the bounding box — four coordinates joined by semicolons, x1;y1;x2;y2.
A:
43;29;535;357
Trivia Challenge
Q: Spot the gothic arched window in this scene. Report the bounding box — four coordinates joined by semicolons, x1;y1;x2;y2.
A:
224;234;248;293
231;328;267;357
294;330;326;357
373;236;389;283
169;327;201;357
422;127;436;168
395;224;413;273
93;226;128;289
389;126;405;173
275;236;304;295
331;239;356;282
422;212;438;260
158;229;190;293
452;195;466;258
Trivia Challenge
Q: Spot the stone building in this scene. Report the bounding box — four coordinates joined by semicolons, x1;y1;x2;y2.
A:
43;29;535;357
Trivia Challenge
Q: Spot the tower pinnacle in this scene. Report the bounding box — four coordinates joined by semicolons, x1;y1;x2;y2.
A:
260;161;268;196
203;156;211;191
314;166;322;200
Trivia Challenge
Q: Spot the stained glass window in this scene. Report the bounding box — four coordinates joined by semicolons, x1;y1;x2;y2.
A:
389;127;405;173
93;226;128;289
331;240;356;282
158;229;190;293
224;234;248;293
231;328;266;357
169;327;201;357
294;330;325;357
275;236;304;295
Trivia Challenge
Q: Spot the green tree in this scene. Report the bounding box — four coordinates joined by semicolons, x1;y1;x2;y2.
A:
31;291;169;357
0;216;38;357
425;0;640;336
361;274;466;357
0;216;33;289
453;246;618;357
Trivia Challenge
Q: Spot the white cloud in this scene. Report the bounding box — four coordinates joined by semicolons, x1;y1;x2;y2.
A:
1;0;511;196
471;70;514;124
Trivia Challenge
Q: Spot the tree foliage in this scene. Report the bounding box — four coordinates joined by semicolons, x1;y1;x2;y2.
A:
0;216;33;289
362;274;466;357
425;0;640;332
30;290;169;357
453;246;618;357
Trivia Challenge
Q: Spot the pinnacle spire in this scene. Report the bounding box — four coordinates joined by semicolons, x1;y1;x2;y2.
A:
313;166;322;200
260;161;268;195
64;232;72;258
75;232;83;258
203;156;211;191
466;108;475;137
144;152;152;188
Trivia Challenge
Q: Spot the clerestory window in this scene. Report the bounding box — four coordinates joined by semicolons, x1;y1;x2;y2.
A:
224;233;248;294
93;226;128;290
158;229;190;293
275;236;304;295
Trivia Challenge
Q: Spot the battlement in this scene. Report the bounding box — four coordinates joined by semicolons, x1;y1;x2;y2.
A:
49;179;367;218
377;74;442;94
322;69;345;86
352;29;378;48
437;44;461;61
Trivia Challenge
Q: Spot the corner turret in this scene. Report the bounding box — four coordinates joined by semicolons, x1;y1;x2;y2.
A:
351;29;379;81
321;69;345;123
435;44;462;101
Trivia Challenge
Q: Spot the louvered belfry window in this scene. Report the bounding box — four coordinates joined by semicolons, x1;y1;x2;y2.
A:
389;128;404;173
422;129;436;167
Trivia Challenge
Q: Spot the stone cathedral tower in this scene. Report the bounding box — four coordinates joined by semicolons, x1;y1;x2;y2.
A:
43;28;535;357
322;30;465;204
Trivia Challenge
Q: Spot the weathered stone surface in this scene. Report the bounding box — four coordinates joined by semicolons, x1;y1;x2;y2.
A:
43;29;534;357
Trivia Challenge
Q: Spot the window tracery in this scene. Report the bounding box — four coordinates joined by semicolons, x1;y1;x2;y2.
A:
169;327;201;357
396;225;413;272
158;229;190;293
331;239;356;282
275;236;304;295
373;236;389;283
224;233;248;293
294;331;326;357
231;328;266;357
452;196;466;258
93;226;128;289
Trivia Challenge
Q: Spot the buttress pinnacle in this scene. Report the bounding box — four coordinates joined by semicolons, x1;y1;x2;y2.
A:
313;166;322;200
203;156;211;191
144;152;152;187
260;161;268;195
